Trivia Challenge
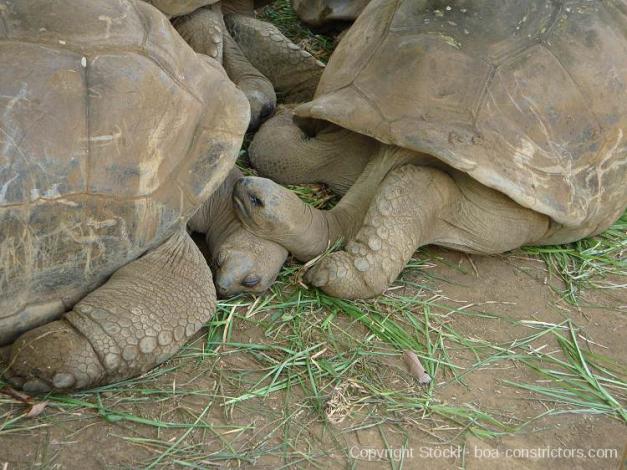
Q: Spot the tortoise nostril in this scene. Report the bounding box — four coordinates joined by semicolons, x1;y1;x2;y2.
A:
249;194;264;208
241;274;260;288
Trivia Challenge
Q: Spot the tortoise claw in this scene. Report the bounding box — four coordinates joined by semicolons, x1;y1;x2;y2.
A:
22;379;51;394
52;373;76;390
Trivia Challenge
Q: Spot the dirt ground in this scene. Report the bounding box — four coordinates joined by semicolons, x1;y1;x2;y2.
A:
0;247;625;469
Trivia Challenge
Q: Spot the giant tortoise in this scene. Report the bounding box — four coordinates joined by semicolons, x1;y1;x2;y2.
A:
235;0;627;299
0;0;286;392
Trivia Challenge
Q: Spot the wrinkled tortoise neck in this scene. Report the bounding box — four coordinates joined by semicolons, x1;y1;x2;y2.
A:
289;145;428;261
188;167;243;251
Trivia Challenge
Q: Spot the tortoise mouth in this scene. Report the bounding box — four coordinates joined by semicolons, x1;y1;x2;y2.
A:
233;178;267;225
233;194;252;222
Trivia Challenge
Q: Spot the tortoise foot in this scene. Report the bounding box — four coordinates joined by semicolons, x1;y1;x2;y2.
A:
4;231;216;394
6;320;106;393
306;249;386;299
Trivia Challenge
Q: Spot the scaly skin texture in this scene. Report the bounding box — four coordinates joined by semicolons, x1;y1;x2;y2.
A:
305;166;551;299
6;231;216;392
173;5;276;130
235;0;627;300
173;5;225;61
173;2;324;129
189;167;288;297
235;143;423;261
224;14;325;102
235;139;552;299
305;166;448;298
222;33;276;130
249;107;372;195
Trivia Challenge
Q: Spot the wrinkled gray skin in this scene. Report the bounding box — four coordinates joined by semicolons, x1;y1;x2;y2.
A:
157;0;325;129
292;0;370;27
190;167;287;298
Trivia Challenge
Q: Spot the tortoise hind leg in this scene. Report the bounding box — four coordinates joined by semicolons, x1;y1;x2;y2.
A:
306;166;551;299
6;230;215;393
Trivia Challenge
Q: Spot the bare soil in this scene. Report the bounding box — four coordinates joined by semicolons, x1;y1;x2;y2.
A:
0;248;625;469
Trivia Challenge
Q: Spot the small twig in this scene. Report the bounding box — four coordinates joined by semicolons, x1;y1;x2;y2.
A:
0;385;32;404
403;351;432;385
1;385;49;418
26;401;49;418
465;254;479;277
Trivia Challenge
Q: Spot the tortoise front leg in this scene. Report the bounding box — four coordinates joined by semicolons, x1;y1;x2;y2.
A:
222;31;277;130
306;166;552;299
174;7;276;130
224;14;325;102
5;230;216;393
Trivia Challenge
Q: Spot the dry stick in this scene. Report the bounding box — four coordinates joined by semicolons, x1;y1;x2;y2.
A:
403;350;432;385
0;385;49;417
0;385;32;404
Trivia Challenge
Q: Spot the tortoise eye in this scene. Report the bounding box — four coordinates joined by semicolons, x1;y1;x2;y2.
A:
241;274;260;288
249;194;264;208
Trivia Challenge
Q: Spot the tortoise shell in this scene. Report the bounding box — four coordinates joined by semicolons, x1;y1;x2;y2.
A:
296;0;627;237
0;0;249;343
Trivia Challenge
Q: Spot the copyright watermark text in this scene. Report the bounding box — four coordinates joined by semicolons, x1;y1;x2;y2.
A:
348;445;620;462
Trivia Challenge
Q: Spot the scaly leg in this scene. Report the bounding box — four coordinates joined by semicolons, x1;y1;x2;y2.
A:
225;14;325;102
233;145;421;261
307;166;551;299
6;231;216;392
174;7;276;130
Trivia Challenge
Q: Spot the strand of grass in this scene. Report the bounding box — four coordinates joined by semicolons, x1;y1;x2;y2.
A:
0;411;50;434
315;294;461;371
26;394;217;429
352;383;518;438
224;352;359;405
563;321;626;420
424;319;626;421
259;0;334;63
259;284;535;435
222;279;624;434
146;401;212;469
473;323;627;421
504;339;625;421
377;424;400;470
522;211;626;303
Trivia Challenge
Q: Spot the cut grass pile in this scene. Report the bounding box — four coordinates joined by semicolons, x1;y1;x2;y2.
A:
523;211;627;304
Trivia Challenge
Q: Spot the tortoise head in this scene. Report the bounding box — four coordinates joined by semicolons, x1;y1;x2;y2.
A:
212;228;287;298
232;176;312;247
